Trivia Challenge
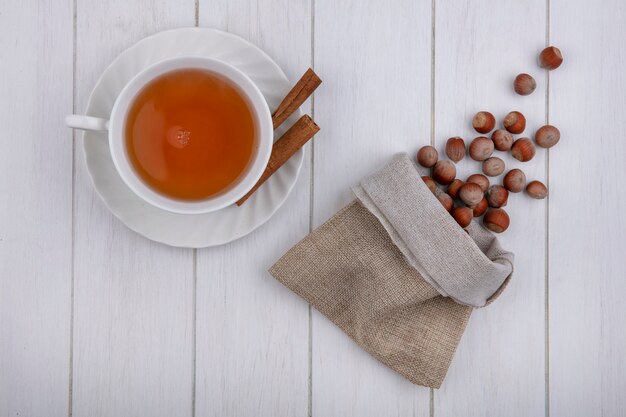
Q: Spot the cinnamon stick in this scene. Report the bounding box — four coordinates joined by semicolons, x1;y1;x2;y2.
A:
272;68;321;130
237;115;319;206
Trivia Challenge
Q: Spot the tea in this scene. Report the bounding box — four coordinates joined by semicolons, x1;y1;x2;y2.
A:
125;68;256;201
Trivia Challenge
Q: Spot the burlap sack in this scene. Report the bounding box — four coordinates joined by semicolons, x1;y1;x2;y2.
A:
269;154;514;388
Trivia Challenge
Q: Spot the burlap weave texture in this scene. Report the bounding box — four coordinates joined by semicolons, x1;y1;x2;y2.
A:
269;154;514;388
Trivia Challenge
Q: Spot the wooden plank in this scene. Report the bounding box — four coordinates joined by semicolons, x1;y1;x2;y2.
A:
0;1;73;416
312;1;432;415
194;1;311;416
71;2;196;416
433;1;547;415
549;0;626;415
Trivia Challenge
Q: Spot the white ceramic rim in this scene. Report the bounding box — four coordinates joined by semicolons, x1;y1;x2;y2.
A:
82;27;304;248
108;56;273;214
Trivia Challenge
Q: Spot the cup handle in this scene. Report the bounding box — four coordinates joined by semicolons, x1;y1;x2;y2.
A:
65;115;110;131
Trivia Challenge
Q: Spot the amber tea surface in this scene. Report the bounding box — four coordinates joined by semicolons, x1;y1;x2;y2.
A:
125;68;256;201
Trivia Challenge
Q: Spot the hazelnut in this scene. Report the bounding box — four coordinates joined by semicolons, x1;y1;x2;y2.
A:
486;185;509;208
535;125;560;148
503;169;526;193
436;191;454;212
432;160;456;185
511;138;536;162
472;111;496;134
514;73;537;96
469;136;494;161
526;180;548;199
447;179;464;199
539;46;563;70
491;129;514;151
417;145;438;168
473;197;489;217
459;182;484;208
503;111;526;134
483;208;510;233
445;137;466;162
452;206;473;228
421;176;438;194
466;173;490;192
482;157;505;177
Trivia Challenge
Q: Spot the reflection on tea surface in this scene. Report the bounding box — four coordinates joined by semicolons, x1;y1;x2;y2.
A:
125;68;256;201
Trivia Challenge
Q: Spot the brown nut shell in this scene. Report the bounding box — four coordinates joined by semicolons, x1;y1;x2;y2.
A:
469;136;494;161
466;173;490;192
491;129;514;151
421;176;438;194
446;179;464;199
539;46;563;70
486;185;509;208
459;182;484;208
503;111;526;134
437;191;454;212
483;208;510;233
473;197;489;217
452;206;473;228
432;160;456;185
511;138;536;162
417;145;438;168
514;73;537;95
526;180;548;199
482;157;505;177
503;169;526;193
472;111;496;134
445;137;466;163
535;125;560;148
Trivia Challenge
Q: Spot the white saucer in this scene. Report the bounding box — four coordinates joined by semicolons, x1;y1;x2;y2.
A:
82;28;304;248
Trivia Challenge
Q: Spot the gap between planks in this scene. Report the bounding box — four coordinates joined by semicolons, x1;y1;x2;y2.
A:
544;0;551;416
429;0;436;415
68;0;78;415
308;0;316;416
191;248;197;417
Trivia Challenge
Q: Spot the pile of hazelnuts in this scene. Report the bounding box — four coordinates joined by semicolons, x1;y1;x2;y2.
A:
416;46;563;233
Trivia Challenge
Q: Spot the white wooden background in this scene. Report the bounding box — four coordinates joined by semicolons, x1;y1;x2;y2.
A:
1;0;625;416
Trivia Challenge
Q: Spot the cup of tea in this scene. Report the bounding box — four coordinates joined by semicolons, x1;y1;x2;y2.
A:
66;56;273;214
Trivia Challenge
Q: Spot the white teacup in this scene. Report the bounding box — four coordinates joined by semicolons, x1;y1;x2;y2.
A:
66;56;273;214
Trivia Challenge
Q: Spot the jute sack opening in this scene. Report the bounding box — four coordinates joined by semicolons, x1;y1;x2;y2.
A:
269;154;514;388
